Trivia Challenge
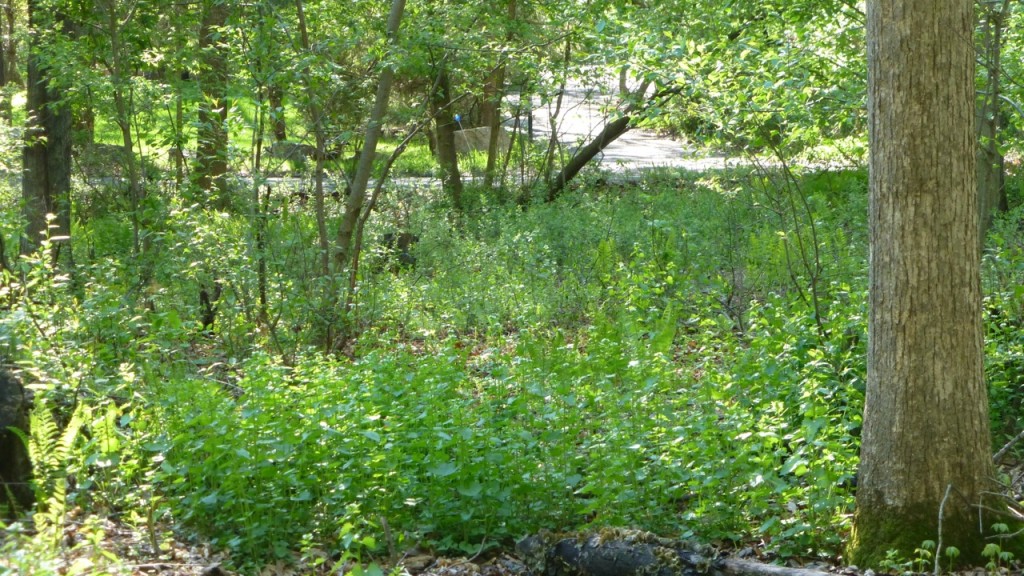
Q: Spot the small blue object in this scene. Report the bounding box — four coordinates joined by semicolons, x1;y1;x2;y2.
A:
454;114;461;123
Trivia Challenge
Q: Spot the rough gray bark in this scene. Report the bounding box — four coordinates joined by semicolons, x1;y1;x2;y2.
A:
22;0;72;259
850;0;994;566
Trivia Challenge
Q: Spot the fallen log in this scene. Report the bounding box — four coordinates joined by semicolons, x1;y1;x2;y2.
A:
515;530;833;576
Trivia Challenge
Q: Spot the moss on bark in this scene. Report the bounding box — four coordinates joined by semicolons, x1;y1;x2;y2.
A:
847;501;1022;569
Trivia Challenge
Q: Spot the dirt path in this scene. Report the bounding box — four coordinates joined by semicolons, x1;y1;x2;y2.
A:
246;86;736;197
527;87;738;173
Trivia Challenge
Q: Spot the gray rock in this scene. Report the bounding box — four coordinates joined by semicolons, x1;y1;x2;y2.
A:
0;368;33;516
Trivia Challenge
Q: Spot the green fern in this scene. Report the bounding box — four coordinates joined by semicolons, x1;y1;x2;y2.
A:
28;401;87;549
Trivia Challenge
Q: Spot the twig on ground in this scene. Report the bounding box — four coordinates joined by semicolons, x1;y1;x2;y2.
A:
935;483;952;576
993;428;1024;464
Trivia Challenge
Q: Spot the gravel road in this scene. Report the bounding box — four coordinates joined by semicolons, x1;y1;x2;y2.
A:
525;87;739;173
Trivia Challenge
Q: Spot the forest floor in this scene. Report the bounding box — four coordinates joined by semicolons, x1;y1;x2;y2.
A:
17;519;857;576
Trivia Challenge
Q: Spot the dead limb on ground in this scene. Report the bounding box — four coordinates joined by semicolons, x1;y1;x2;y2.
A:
515;531;833;576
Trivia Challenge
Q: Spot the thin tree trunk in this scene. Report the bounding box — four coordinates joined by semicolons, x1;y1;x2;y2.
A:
546;115;630;202
269;85;287;141
0;29;8;124
481;64;505;189
541;39;570;190
976;0;1011;246
336;0;407;270
343;82;436;332
0;0;19;126
195;0;230;209
174;78;185;187
76;92;95;144
246;1;274;330
0;233;9;272
482;0;517;189
849;0;994;566
294;0;330;277
100;0;144;255
3;2;18;87
166;10;188;190
544;81;657;202
433;67;462;210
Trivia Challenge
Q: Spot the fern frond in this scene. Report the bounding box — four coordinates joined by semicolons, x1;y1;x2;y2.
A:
26;401;88;551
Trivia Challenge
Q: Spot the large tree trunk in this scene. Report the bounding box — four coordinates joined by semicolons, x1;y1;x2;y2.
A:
195;0;230;209
22;0;72;260
336;0;406;271
849;0;994;567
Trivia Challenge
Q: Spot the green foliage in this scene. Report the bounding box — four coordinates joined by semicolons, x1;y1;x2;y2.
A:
877;540;934;575
59;170;862;569
946;545;962;572
1;164;879;570
983;205;1024;446
983;524;1015;575
1;515;126;576
24;136;1011;569
29;401;87;550
6;0;1024;569
149;297;860;565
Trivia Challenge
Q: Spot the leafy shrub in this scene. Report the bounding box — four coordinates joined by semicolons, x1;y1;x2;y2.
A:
150;286;864;564
2;167;877;570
